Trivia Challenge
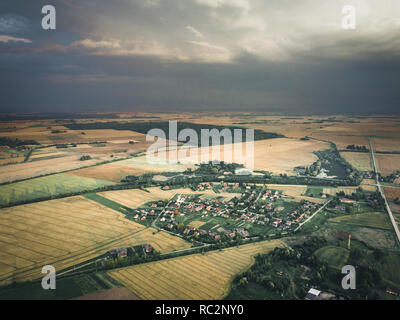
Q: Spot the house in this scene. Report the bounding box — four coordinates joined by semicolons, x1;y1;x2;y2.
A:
340;198;358;205
305;288;335;300
109;248;128;259
272;219;282;227
305;288;321;300
142;244;153;254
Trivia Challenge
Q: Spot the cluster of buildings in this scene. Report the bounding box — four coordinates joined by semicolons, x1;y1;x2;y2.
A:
107;244;154;260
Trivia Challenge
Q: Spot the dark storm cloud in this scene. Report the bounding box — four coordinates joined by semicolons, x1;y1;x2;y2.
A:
0;0;399;114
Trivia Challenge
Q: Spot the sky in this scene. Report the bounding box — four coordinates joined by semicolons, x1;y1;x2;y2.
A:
0;0;399;114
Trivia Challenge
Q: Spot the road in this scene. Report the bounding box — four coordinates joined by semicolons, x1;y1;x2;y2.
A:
294;200;331;232
369;138;400;244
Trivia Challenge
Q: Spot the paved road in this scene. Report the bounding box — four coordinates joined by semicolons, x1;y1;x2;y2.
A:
369;138;400;245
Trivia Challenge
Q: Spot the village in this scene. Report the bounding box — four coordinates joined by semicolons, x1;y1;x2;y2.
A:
127;183;322;243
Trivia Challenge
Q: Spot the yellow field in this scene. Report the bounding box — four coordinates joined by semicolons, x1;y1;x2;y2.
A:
266;184;307;197
151;138;328;176
108;239;285;300
187;221;207;229
0;196;190;285
360;179;377;192
340;152;372;171
323;187;358;196
69;155;191;182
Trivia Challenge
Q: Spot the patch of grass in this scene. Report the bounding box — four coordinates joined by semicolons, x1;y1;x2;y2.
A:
329;212;392;230
0;274;103;300
0;173;116;207
314;246;350;270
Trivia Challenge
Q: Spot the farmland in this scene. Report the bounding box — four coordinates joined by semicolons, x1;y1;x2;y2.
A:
108;239;285;300
1;113;400;300
69;156;191;183
376;154;400;176
340;152;372;172
151;137;329;176
0;173;116;207
383;186;400;201
0;196;190;285
329;212;392;230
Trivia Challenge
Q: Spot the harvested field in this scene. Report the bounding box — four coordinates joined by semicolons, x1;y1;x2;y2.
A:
0;196;190;285
108;240;285;300
69;156;191;183
265;184;307;197
0;173;116;207
323;187;358;196
153;138;329;176
383;186;400;201
0;153;112;184
340;152;372;171
0;126;148;145
372;137;400;153
375;154;400;176
360;179;377;192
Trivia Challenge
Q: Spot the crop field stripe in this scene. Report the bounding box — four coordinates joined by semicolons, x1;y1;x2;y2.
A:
0;234;61;258
0;231;76;256
0;217;99;245
35;201;144;231
16;206;133;236
1;210;123;240
201;253;247;273
14;210;134;234
124;268;182;299
164;259;227;294
182;256;234;280
110;271;153;300
134;265;208;300
157;260;223;296
0;225;87;250
1;227;147;284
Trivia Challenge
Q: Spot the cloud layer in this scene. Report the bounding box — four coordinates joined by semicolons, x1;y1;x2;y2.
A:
0;0;399;113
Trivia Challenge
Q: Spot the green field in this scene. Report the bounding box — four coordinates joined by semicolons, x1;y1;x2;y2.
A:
0;273;112;300
314;246;350;270
329;212;392;230
0;173;116;207
378;252;400;288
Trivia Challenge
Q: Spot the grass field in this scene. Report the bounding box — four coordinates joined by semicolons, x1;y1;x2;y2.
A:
0;196;190;285
108;240;285;300
340;152;372;171
314;246;349;270
329;212;392;230
0;173;116;207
